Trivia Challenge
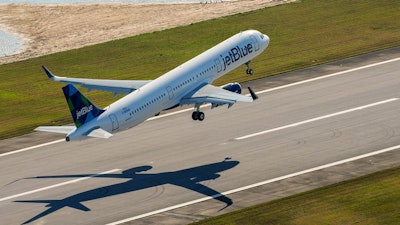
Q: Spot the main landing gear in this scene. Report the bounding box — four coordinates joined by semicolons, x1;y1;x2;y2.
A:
192;111;205;121
192;104;205;121
245;61;254;75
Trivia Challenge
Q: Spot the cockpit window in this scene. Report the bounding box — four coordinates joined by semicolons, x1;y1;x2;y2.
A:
260;34;264;39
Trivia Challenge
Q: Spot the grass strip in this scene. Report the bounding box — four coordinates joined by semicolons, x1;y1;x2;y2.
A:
192;165;400;225
0;0;399;139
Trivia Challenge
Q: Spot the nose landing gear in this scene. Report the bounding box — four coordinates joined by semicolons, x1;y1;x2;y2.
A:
245;61;254;75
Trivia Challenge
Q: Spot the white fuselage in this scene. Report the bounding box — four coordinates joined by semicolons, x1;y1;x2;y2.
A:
68;30;269;140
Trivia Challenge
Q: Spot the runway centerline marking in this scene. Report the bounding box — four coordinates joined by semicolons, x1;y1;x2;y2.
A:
0;169;121;202
106;144;400;225
235;98;399;141
1;57;399;158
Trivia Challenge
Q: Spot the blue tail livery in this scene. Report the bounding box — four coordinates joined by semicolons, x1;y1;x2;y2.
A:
62;84;104;128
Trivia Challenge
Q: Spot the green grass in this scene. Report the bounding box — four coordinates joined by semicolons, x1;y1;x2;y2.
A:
192;165;400;225
0;0;399;139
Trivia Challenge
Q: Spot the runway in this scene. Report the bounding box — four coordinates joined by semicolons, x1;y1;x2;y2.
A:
1;48;400;225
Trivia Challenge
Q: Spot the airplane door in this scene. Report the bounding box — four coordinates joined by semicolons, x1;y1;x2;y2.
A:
167;86;174;100
250;35;260;51
214;58;223;73
109;114;119;131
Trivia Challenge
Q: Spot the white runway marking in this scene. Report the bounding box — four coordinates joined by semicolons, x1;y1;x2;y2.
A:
0;139;64;158
0;169;121;202
235;98;399;140
256;57;400;95
1;57;399;158
106;144;400;225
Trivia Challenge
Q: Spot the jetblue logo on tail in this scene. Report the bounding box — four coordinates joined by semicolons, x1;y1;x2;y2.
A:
220;43;253;71
76;105;94;120
62;84;104;127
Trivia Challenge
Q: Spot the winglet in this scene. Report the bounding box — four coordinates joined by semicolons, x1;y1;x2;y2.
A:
248;87;258;100
42;65;56;80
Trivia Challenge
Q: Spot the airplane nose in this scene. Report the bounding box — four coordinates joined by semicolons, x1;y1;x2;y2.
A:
263;34;270;46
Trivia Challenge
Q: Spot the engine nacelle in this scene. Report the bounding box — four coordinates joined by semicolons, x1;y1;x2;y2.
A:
221;82;242;94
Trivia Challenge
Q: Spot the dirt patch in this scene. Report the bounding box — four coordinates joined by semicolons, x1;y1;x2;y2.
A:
0;0;295;64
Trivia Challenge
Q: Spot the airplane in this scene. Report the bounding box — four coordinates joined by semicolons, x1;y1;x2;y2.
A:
36;30;269;141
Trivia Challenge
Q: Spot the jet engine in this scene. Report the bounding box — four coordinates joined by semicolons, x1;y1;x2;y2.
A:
221;82;242;94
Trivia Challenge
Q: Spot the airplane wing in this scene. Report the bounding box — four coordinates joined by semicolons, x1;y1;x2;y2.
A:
42;66;151;94
180;84;258;107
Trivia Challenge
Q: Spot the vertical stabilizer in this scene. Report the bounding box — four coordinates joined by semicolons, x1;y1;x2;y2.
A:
62;84;104;127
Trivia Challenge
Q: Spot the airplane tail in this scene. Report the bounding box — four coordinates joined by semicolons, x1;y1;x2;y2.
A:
62;84;105;127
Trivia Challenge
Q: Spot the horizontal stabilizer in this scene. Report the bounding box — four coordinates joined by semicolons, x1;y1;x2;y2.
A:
87;128;113;139
35;126;75;134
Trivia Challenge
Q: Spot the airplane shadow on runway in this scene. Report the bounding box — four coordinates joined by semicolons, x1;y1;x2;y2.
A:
15;158;239;224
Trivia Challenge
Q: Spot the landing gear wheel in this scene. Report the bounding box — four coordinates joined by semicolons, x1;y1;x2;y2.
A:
246;69;254;75
192;111;205;121
192;111;199;120
198;112;205;121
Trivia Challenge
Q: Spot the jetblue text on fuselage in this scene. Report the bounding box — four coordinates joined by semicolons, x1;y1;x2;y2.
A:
220;43;253;71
